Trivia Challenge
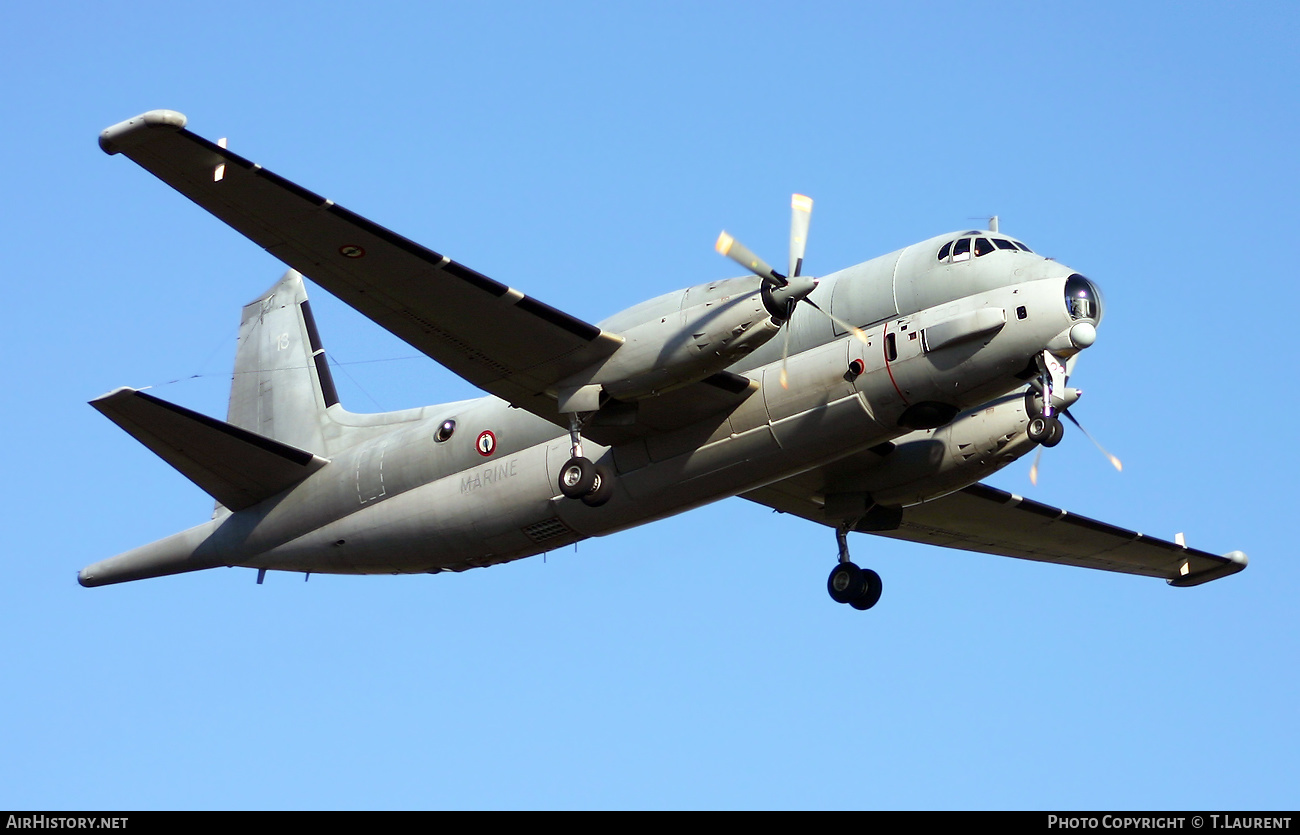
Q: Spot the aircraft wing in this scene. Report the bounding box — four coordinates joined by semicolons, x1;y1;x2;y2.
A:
98;110;639;434
742;481;1247;587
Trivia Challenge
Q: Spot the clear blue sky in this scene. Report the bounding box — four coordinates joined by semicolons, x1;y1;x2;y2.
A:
3;1;1295;810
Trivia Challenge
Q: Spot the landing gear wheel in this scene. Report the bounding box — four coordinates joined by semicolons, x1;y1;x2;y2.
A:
580;464;615;507
558;457;596;499
828;562;867;604
848;568;883;610
1028;415;1063;446
1044;416;1065;448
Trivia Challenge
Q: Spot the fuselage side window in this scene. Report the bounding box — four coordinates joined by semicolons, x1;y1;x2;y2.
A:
1013;241;1032;252
974;237;994;257
993;238;1018;251
937;241;952;261
951;237;972;262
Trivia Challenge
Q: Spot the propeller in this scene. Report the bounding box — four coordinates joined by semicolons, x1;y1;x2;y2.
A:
1027;369;1122;486
1062;410;1124;473
716;194;868;388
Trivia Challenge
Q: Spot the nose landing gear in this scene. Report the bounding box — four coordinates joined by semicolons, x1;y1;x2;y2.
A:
1028;351;1068;448
1027;414;1064;447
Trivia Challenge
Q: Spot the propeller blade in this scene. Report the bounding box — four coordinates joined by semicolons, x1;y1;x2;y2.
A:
778;300;795;389
1062;411;1123;472
716;232;785;286
804;298;869;344
1029;447;1043;486
789;194;813;278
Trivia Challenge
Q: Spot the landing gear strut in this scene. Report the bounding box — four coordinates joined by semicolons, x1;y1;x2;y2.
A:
558;413;614;506
1028;351;1067;448
826;525;882;610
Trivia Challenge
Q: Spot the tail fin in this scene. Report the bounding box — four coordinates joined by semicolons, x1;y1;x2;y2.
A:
227;270;339;455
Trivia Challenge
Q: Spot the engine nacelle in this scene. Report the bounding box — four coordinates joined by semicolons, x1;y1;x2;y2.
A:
562;291;781;403
826;387;1079;508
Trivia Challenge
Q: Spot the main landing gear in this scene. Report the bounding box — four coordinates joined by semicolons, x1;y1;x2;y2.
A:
827;526;882;610
558;414;614;507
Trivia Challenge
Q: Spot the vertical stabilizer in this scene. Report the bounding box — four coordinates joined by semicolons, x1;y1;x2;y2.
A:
226;270;338;455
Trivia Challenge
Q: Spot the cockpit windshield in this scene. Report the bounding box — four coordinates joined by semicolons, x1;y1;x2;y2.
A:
937;235;1032;262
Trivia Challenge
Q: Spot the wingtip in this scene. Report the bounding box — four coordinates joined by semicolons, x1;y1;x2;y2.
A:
88;386;141;406
1167;549;1248;587
99;109;187;155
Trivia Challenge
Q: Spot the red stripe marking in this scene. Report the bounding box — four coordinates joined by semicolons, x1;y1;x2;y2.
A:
882;321;909;405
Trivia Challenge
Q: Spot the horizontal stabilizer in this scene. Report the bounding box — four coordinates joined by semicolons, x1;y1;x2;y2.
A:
91;387;328;511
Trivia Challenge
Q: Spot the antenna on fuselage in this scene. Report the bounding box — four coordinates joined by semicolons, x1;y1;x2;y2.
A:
966;215;1000;232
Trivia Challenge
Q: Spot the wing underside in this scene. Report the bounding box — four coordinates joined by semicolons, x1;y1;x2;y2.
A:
100;110;625;431
743;480;1247;587
100;110;757;442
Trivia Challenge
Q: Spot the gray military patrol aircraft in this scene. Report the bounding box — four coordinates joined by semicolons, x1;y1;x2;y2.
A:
81;109;1247;610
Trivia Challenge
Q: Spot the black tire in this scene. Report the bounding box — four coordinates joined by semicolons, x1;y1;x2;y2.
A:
849;568;883;610
828;562;866;604
1027;415;1051;444
558;457;596;499
580;464;615;507
1042;416;1065;448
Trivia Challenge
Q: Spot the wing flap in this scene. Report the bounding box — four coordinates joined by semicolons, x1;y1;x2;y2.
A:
101;111;623;429
91;387;328;511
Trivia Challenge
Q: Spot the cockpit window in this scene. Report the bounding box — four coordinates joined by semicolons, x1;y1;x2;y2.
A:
939;235;1034;262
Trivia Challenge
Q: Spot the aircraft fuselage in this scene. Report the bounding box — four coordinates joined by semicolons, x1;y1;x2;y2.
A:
82;233;1091;585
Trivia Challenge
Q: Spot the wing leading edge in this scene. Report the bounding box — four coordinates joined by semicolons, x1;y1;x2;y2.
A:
743;480;1247;587
99;110;625;432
